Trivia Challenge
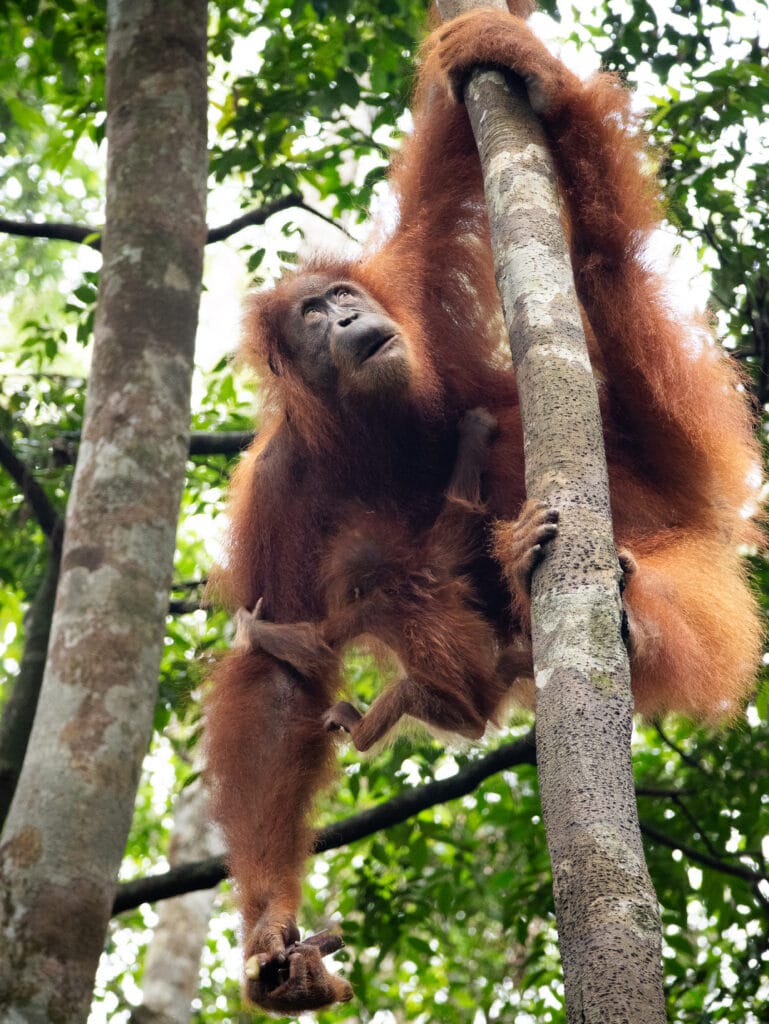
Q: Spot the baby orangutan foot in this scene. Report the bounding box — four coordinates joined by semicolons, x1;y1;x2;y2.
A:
245;927;352;1013
458;406;498;446
233;598;335;679
323;700;363;735
445;406;498;509
233;597;266;651
492;499;559;598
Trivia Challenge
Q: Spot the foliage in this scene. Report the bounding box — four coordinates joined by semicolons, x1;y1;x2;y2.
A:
0;0;767;1021
553;0;769;397
208;0;427;220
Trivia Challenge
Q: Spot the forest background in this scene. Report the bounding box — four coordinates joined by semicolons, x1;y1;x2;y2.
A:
1;0;768;1021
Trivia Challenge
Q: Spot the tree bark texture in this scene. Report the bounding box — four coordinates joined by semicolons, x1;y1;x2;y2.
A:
129;780;224;1024
435;2;666;1021
0;2;208;1022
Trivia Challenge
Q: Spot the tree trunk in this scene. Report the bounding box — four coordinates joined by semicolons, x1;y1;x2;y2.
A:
435;2;666;1021
0;2;208;1021
0;553;59;830
129;780;224;1024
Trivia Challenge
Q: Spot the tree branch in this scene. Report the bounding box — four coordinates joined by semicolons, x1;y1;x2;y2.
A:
640;819;767;886
0;218;102;248
113;724;768;918
205;195;303;243
167;598;208;615
636;787;695;798
294;199;359;243
111;730;537;914
654;723;710;774
188;431;254;456
1;195;355;252
43;429;254;466
0;433;62;546
669;793;730;862
168;579;208;615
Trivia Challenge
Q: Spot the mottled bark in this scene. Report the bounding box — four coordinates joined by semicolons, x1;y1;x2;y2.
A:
130;780;224;1024
0;1;208;1021
435;2;666;1021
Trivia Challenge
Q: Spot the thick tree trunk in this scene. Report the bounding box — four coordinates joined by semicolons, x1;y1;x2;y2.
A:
435;2;666;1021
0;2;208;1022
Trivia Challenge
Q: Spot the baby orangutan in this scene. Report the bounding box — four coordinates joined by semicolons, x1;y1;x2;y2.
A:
235;409;558;749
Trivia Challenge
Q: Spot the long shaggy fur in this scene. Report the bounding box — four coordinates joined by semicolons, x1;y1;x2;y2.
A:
205;3;762;1011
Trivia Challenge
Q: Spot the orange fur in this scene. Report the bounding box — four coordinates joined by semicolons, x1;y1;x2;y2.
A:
205;5;762;1011
242;415;539;753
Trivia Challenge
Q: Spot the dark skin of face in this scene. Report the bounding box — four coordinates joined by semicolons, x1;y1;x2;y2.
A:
276;277;410;395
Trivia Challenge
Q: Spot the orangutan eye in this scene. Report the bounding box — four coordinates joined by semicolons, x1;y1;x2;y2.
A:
303;305;326;324
334;288;355;304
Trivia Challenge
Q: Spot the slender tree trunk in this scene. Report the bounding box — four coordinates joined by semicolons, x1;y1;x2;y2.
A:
0;553;59;830
0;436;63;830
435;2;666;1021
0;2;208;1021
130;780;224;1024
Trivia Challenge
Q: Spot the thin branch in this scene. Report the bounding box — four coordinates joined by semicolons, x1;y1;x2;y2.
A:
111;730;537;914
113;854;224;913
209;194;359;243
636;787;695;798
0;554;60;829
113;720;765;918
0;433;62;546
701;218;725;262
654;723;709;774
665;793;767;867
640;819;766;885
205;195;303;243
188;431;254;456
172;578;209;591
294;199;359;243
168;578;208;614
36;429;253;469
315;729;536;852
669;793;728;862
0;217;102;249
2;195;356;252
167;598;208;616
